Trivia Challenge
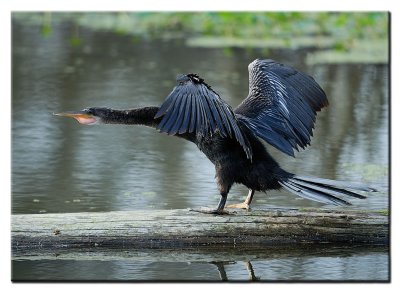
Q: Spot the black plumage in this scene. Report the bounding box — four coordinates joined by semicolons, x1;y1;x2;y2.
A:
56;58;376;214
155;73;252;159
235;59;328;156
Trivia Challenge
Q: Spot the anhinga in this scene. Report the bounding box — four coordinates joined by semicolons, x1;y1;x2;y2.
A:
55;59;376;214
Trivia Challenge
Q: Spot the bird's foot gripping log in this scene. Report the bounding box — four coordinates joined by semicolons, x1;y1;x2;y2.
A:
227;189;255;210
189;208;235;215
189;193;234;215
226;202;251;210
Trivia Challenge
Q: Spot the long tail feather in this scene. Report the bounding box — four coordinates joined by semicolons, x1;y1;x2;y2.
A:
279;175;376;206
294;175;377;192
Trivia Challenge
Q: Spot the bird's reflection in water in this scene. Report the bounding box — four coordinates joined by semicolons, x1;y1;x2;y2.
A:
211;261;260;281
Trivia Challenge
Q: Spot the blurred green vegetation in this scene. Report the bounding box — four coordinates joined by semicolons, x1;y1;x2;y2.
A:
13;12;388;64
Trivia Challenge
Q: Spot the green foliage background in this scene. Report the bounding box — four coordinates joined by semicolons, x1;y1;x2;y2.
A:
13;12;388;64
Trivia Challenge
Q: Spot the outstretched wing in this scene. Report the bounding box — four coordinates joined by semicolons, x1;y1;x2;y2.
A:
235;59;328;157
155;73;252;159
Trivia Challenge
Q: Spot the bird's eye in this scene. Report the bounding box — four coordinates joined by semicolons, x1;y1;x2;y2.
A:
84;108;94;115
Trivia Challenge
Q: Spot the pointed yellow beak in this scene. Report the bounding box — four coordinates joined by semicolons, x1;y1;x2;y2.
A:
54;111;97;125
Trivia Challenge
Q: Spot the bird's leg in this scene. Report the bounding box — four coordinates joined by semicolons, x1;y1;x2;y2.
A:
190;179;234;215
190;192;232;215
227;189;255;210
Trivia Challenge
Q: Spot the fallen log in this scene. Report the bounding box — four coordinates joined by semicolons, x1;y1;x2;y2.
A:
12;208;388;253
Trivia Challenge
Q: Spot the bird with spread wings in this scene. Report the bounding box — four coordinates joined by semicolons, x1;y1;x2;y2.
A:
56;59;375;214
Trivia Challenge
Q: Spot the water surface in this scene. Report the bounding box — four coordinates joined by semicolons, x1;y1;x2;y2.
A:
13;246;388;281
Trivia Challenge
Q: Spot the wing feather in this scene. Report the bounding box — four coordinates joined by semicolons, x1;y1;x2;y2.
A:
156;89;181;131
158;92;184;133
195;90;209;134
156;74;252;159
235;59;328;157
200;84;222;134
188;94;197;133
209;99;227;137
195;89;203;134
199;91;216;133
169;93;188;135
214;100;233;137
179;93;193;134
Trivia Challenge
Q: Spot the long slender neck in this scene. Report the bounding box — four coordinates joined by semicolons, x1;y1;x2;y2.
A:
101;106;195;142
102;107;161;128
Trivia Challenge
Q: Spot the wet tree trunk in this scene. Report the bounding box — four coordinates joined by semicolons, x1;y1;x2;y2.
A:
12;208;388;254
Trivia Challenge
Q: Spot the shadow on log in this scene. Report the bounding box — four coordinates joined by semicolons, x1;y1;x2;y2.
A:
12;208;388;253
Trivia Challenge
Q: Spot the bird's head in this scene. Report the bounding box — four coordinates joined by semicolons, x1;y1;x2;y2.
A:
54;107;110;125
